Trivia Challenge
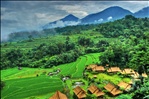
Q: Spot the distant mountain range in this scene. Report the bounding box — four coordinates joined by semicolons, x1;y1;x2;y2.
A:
43;6;149;29
42;14;80;29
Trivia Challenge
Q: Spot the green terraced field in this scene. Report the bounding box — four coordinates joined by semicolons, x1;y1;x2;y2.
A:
1;76;64;99
1;53;101;99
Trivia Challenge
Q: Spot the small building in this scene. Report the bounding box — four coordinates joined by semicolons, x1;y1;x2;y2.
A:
88;84;105;97
62;76;70;82
49;91;68;99
142;73;148;78
92;66;105;72
131;72;140;78
56;68;61;73
117;81;131;91
121;68;135;75
86;64;97;70
104;83;122;96
107;67;121;73
73;86;86;99
48;72;53;76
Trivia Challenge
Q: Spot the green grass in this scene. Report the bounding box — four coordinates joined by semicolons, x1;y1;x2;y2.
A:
1;76;64;99
88;73;131;85
1;53;101;99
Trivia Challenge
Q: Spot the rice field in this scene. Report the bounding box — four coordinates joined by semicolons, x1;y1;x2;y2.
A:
1;53;101;99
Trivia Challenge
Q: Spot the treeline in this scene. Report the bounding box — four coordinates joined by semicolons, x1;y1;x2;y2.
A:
100;32;149;74
7;24;96;42
95;15;149;38
1;36;108;69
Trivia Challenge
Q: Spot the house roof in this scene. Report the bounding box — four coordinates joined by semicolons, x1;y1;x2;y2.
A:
107;67;121;73
49;91;68;99
104;83;122;96
131;72;140;78
121;68;135;75
88;84;105;97
87;64;97;70
73;86;86;99
92;66;105;72
118;81;131;91
142;73;148;78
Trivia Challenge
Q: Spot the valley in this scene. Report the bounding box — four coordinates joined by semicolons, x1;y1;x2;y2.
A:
1;15;149;99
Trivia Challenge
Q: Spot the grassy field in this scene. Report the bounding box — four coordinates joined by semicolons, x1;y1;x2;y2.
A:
1;76;64;99
1;53;101;99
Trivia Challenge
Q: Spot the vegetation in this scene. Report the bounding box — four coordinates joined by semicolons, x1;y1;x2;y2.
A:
1;15;149;99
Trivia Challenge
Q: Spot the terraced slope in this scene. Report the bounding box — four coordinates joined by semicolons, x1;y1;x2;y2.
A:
1;76;64;99
1;53;101;99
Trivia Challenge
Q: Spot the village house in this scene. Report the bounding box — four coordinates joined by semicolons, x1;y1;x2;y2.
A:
104;83;122;96
142;73;148;78
92;66;105;72
49;91;68;99
73;86;86;99
88;84;105;97
107;67;121;73
121;68;135;75
117;81;132;91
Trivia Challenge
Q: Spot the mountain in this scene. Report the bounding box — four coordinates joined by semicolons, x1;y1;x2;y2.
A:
134;6;149;18
42;14;80;29
43;6;148;29
81;6;133;24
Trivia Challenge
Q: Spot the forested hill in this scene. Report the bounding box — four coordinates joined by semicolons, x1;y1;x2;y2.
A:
6;15;149;42
1;15;149;73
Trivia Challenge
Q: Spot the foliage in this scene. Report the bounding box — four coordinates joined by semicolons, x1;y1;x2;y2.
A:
115;94;132;99
0;80;5;90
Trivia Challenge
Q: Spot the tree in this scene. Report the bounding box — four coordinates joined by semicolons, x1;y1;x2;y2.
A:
1;80;5;90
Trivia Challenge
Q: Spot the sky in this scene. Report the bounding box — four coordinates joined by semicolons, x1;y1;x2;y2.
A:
1;1;149;41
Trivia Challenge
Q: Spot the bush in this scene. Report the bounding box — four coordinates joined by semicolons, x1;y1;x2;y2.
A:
115;94;132;99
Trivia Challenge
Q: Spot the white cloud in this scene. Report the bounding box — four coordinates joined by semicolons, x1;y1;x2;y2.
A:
107;16;112;21
95;18;103;23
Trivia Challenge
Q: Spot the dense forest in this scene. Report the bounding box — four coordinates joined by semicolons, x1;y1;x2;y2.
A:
1;15;149;74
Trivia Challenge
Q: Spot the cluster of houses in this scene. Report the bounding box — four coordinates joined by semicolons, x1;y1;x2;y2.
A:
49;82;131;99
85;64;148;78
49;64;148;99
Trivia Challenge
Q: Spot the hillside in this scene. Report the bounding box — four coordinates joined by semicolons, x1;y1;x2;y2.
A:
1;15;149;99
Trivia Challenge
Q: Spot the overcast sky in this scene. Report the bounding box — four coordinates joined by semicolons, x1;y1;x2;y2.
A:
1;1;149;41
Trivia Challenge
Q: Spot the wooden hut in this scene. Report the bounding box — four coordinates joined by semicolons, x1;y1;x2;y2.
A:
88;84;105;97
49;91;68;99
107;67;121;73
117;81;131;91
104;83;122;96
73;86;86;99
121;68;135;75
92;66;105;72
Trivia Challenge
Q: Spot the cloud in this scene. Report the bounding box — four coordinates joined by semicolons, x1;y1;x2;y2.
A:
47;20;81;28
94;18;103;23
107;16;113;21
1;1;148;41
